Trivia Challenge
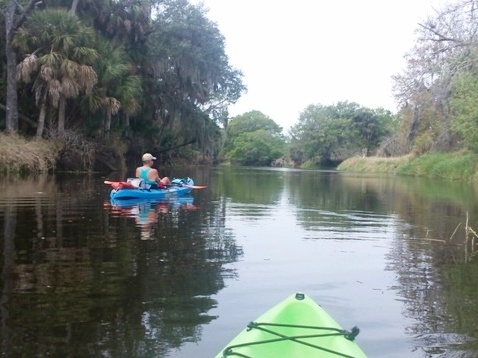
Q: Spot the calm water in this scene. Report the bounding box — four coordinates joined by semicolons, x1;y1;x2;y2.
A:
1;167;478;357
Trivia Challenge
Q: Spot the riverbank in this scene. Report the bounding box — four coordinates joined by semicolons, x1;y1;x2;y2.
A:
0;134;59;173
338;151;478;182
0;134;203;174
3;133;478;181
0;133;124;174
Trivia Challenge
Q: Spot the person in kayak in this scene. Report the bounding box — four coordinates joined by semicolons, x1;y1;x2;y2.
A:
135;153;171;188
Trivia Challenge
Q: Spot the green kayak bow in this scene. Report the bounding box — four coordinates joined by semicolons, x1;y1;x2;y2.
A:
215;292;367;358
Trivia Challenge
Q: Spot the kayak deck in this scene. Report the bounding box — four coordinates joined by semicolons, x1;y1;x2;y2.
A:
215;293;367;358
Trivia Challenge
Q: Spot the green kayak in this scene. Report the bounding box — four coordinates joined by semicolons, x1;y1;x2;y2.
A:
215;292;368;358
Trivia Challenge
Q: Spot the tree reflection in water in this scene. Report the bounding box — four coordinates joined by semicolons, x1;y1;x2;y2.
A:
2;170;478;357
0;174;241;357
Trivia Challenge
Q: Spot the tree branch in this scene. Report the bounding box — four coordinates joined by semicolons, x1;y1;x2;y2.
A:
418;22;462;43
157;139;196;153
13;0;38;29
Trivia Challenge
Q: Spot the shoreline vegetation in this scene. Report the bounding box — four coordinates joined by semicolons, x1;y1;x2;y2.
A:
0;133;125;174
338;151;478;182
0;134;194;174
2;134;478;183
0;134;59;174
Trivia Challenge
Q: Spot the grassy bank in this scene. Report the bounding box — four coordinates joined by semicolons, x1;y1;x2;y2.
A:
0;134;59;173
0;134;196;174
338;151;478;182
337;155;413;174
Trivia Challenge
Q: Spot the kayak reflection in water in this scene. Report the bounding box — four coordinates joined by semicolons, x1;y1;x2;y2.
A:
131;202;168;240
105;197;198;240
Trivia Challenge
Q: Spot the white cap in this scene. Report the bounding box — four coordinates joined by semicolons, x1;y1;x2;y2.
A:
142;153;156;161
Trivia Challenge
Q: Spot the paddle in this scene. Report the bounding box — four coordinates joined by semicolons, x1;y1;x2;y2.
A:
104;180;123;185
170;183;207;189
105;180;207;189
104;180;136;190
104;180;135;186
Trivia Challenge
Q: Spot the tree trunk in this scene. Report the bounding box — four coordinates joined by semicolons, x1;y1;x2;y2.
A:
104;106;112;139
4;0;37;134
123;113;130;137
407;104;420;148
36;101;47;138
0;104;37;128
70;0;80;15
58;97;66;136
125;113;130;128
5;0;19;134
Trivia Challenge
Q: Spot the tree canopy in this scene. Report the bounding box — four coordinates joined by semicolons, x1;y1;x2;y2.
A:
289;102;394;167
1;0;245;166
392;0;478;155
224;111;286;166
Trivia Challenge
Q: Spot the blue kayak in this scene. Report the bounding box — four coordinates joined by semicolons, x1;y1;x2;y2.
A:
110;195;195;209
108;178;194;201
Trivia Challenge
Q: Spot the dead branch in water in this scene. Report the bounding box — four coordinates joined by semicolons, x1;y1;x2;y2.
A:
449;223;461;241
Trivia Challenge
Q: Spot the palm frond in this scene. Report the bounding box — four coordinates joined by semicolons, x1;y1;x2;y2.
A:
48;80;61;108
40;53;62;69
77;65;98;93
102;97;121;115
16;54;39;82
40;65;54;82
61;77;80;98
83;88;104;112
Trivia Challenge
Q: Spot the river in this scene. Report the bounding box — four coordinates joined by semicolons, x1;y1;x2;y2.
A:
1;166;478;357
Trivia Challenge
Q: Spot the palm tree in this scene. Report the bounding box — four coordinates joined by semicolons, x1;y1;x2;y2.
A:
84;38;141;139
14;8;98;137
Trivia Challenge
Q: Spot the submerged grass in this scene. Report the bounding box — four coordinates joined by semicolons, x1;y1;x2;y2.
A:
339;151;478;182
0;134;59;173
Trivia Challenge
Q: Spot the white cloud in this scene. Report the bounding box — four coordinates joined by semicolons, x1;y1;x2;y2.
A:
193;0;442;131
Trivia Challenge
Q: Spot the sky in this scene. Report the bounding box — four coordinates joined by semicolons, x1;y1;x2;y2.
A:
193;0;443;131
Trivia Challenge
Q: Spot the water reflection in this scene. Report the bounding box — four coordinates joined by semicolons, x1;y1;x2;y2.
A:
205;168;478;358
106;197;198;240
1;169;478;357
337;172;478;357
0;173;241;357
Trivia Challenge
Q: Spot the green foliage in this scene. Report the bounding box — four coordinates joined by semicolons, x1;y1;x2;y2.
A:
339;151;478;182
338;155;412;174
412;131;434;155
352;107;395;155
14;9;97;62
450;71;478;153
392;0;478;154
13;8;99;136
82;37;142;137
136;0;245;158
227;110;282;138
224;111;285;166
396;151;478;181
289;101;393;167
229;130;284;166
2;0;245;164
